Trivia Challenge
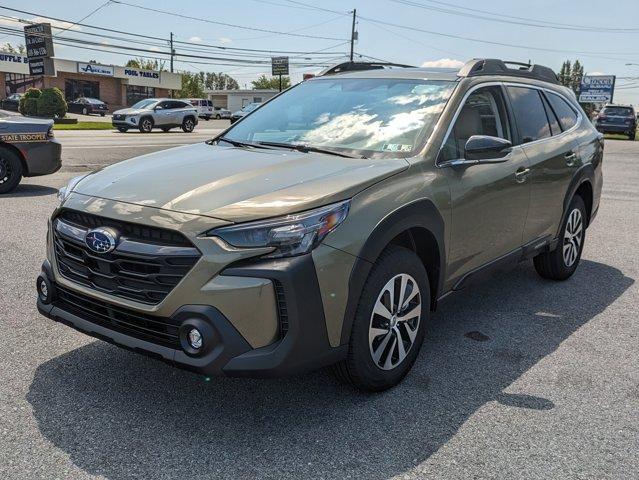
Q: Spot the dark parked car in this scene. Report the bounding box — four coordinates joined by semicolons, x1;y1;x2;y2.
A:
0;115;61;193
594;104;636;139
67;97;108;116
230;102;260;123
1;93;22;112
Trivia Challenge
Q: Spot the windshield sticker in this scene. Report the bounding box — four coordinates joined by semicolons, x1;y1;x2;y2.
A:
382;143;412;152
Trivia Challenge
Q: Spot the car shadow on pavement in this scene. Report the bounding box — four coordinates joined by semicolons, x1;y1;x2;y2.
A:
3;184;58;197
27;260;633;480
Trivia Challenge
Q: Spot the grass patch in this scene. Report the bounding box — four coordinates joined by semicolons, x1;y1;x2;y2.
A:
604;133;636;141
53;121;114;130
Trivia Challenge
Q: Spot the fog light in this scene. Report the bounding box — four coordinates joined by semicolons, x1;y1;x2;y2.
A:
37;275;52;304
187;328;203;349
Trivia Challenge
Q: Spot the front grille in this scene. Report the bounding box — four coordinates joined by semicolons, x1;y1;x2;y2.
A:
55;285;180;348
273;280;289;337
53;210;200;304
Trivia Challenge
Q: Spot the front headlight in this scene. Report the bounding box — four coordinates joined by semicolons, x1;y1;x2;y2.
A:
208;200;350;259
57;174;88;204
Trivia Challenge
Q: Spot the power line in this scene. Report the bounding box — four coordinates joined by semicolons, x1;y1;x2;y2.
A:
390;0;639;33
54;0;114;38
108;0;347;41
0;8;346;56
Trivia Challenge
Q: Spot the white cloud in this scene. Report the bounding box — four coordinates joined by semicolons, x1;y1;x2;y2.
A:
189;36;202;43
149;46;161;52
421;58;464;69
587;71;605;76
218;37;232;44
0;15;81;31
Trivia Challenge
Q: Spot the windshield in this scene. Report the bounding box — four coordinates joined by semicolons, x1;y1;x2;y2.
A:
130;99;158;110
603;106;634;116
224;78;456;157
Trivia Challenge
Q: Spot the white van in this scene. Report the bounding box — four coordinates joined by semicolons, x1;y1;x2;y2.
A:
187;99;215;120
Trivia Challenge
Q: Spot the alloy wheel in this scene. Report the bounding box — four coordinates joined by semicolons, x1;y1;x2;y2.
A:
368;273;422;370
563;208;583;267
184;119;194;132
141;119;152;132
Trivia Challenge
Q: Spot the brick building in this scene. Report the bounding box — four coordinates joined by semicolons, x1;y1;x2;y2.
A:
0;52;181;111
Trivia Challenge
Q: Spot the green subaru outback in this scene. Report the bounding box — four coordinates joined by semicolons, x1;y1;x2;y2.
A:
37;59;603;391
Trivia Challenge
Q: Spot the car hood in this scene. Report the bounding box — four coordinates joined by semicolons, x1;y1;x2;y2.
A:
0;116;52;127
73;143;408;222
112;108;148;115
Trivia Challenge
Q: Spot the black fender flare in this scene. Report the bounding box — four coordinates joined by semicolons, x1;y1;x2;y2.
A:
558;163;595;236
338;198;446;345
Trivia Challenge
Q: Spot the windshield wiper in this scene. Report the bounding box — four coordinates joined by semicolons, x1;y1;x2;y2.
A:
255;141;365;159
215;137;269;149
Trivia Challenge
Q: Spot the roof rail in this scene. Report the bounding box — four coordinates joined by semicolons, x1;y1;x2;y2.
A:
318;61;415;77
458;59;559;85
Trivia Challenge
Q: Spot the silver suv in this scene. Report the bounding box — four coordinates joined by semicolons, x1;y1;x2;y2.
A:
112;98;198;133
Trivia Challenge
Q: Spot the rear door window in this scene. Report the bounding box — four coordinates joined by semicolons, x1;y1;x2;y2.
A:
506;86;551;143
546;92;579;131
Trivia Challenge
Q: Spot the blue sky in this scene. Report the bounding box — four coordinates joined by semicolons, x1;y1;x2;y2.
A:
4;0;639;102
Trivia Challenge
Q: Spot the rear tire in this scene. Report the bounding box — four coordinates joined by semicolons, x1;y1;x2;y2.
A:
629;131;636;140
333;246;429;391
100;113;105;117
0;148;23;194
138;117;153;133
534;195;586;280
82;107;88;115
181;117;195;133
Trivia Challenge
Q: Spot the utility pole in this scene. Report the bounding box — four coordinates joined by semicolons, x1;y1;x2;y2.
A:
169;32;175;98
169;32;174;73
349;9;356;62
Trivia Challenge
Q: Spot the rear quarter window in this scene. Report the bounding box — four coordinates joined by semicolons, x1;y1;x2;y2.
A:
547;92;579;131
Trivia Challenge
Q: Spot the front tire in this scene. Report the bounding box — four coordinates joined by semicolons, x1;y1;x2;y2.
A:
138;117;153;133
116;126;128;133
0;148;23;194
534;195;586;280
333;246;429;391
629;130;636;140
182;117;195;133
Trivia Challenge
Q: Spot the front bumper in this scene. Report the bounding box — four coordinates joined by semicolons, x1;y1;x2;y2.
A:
37;253;347;377
23;139;62;177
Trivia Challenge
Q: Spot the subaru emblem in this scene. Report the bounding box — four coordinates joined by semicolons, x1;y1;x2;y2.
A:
85;228;118;254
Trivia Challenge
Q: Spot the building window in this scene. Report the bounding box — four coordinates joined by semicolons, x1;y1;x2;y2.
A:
5;73;43;96
253;97;262;103
126;85;155;106
65;79;100;101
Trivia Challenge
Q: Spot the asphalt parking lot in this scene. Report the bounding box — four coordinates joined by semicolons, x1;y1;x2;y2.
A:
1;134;637;480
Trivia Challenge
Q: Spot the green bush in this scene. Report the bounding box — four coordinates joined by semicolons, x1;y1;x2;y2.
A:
18;87;41;115
35;88;67;118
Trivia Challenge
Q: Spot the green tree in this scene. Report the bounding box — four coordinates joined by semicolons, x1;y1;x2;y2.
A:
19;88;41;116
36;88;67;118
557;59;584;96
2;43;26;54
251;75;291;90
204;72;239;90
125;58;166;71
174;71;205;98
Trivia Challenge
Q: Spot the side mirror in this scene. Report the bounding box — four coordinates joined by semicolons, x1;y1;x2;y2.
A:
464;135;512;161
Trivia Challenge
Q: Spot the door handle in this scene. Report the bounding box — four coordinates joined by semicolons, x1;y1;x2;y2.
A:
565;151;577;166
515;167;530;183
